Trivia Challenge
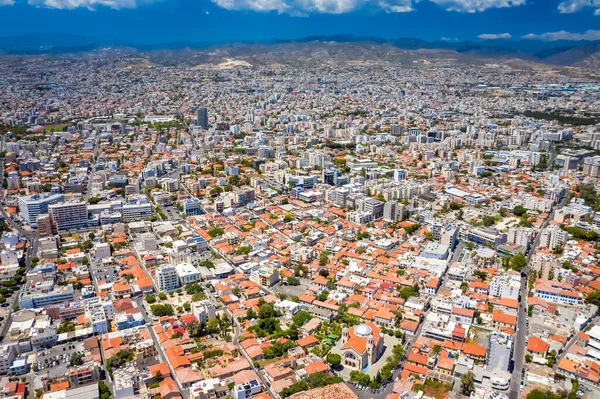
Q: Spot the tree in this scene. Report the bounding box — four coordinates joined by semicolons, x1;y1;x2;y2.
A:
292;310;312;327
88;196;101;205
99;380;112;399
207;319;220;333
449;202;463;210
511;252;527;271
284;212;293;223
526;389;569;399
482;215;496;227
58;321;76;333
326;353;341;367
207;227;224;238
229;175;241;186
146;295;157;304
150;304;174;317
513;205;527;217
460;372;475;396
318;269;329;278
70;352;84;366
287;277;300;286
525;354;532;363
246;308;257;320
585;290;600;313
319;250;330;266
106;350;134;373
349;370;371;386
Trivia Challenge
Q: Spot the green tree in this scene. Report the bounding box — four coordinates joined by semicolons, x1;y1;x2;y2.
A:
150;304;174;317
319;250;330;266
460;372;475;396
287;277;300;286
207;227;224;238
98;380;112;399
349;370;371;386
326;353;341;367
511;252;527;271
585;290;600;313
292;310;312;327
513;205;527;217
106;350;134;373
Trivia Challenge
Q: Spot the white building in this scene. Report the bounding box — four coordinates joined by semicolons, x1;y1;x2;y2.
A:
0;344;18;375
18;282;75;309
175;262;200;285
489;273;521;300
17;193;64;227
507;227;533;247
539;224;569;251
156;265;180;291
93;243;111;262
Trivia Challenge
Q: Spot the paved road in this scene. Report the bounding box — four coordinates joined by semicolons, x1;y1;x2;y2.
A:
508;189;570;399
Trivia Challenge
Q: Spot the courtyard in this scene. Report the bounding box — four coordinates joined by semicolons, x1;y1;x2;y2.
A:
330;329;403;379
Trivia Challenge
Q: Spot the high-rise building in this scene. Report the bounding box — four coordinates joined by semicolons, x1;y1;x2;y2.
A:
183;198;202;216
156;265;180;292
196;107;209;130
393;169;407;182
17;193;64;227
36;214;53;237
539;225;569;251
6;171;19;190
49;202;89;231
383;201;397;222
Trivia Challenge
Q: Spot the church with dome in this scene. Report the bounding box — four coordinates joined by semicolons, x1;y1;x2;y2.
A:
340;322;384;370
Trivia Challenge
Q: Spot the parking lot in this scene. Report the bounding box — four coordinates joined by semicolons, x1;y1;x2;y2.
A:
270;277;312;298
164;205;181;220
33;342;85;378
93;265;121;284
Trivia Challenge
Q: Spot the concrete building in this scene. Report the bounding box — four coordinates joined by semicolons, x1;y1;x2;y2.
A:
539;224;569;251
18;282;75;309
251;266;280;287
175;262;200;285
17;193;64;227
156;265;180;292
49;201;89;231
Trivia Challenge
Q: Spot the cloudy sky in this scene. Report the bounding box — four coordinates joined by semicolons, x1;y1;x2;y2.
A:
0;0;599;44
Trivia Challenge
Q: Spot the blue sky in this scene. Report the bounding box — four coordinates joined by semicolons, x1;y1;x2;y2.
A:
0;0;599;43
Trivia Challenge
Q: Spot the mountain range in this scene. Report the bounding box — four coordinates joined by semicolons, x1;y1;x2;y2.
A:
0;33;599;68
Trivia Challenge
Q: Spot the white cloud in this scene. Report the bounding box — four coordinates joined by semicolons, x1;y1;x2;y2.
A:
523;29;600;41
428;0;526;13
28;0;141;9
379;0;413;12
0;0;15;5
477;32;511;39
210;0;524;14
557;0;600;15
441;37;458;41
210;0;377;14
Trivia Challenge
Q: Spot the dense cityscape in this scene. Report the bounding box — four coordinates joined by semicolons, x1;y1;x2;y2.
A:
0;47;599;399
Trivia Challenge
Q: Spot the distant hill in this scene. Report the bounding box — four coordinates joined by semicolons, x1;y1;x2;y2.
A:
0;33;599;69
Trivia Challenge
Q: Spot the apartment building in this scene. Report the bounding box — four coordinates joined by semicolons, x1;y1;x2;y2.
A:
156;265;180;292
49;201;89;231
17;193;64;227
